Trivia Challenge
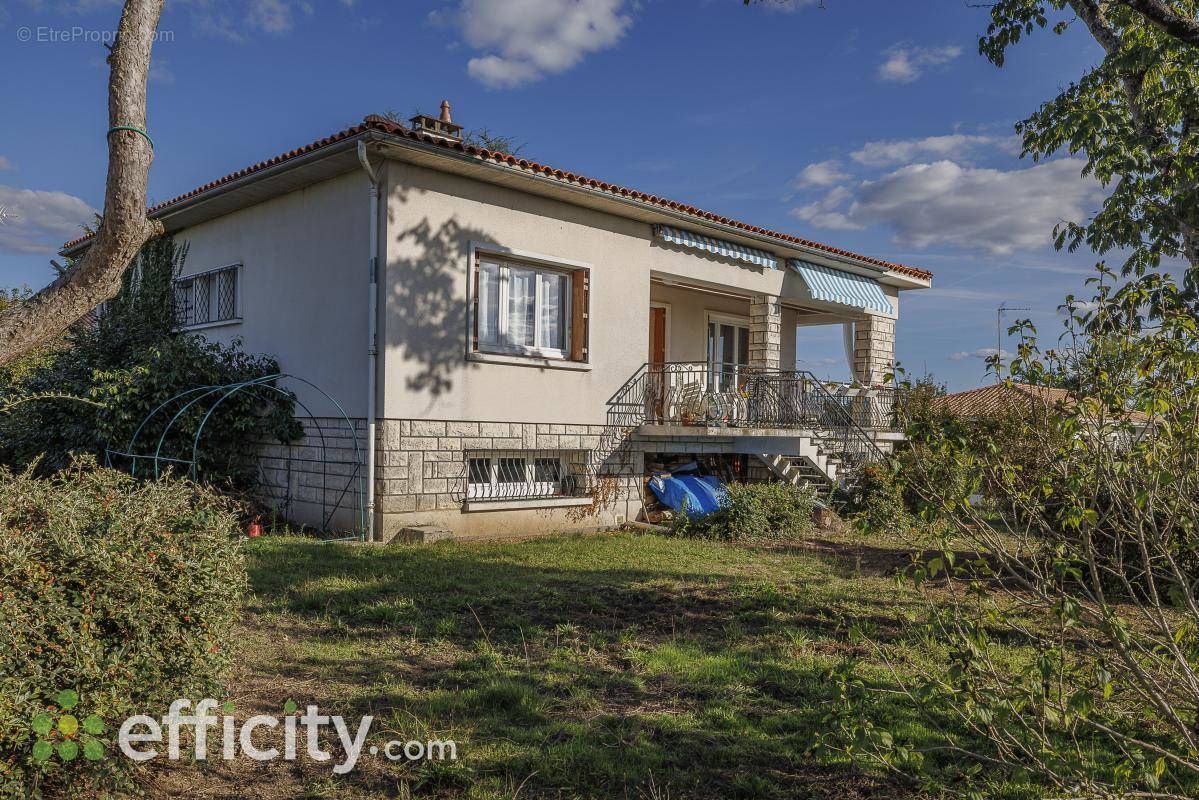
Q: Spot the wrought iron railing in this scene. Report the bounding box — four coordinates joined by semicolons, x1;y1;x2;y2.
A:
606;361;888;477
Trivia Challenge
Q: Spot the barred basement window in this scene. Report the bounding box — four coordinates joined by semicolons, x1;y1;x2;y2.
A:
175;264;240;328
465;450;589;501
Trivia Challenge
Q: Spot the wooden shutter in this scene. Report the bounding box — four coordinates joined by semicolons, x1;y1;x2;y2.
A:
570;269;589;362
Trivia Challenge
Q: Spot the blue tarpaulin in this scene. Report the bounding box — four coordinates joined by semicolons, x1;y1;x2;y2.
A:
648;472;728;517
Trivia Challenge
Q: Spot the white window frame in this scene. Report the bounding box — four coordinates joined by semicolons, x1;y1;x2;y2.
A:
174;263;242;331
468;243;591;363
466;451;569;500
706;311;751;392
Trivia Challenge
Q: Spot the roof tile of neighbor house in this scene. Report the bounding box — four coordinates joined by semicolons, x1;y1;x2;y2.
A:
934;382;1151;423
63;116;933;281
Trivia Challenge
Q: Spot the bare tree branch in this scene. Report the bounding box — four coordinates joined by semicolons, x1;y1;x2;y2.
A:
0;0;165;365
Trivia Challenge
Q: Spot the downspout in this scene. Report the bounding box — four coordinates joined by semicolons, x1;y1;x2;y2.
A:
357;141;379;541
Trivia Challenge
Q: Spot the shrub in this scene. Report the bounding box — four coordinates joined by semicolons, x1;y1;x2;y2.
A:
844;461;914;538
0;237;300;488
0;459;247;798
671;481;817;541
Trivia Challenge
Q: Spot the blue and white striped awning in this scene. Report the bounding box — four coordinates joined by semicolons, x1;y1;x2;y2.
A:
789;259;894;315
656;225;778;269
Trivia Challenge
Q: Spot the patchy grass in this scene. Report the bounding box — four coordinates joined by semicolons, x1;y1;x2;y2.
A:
147;528;1036;799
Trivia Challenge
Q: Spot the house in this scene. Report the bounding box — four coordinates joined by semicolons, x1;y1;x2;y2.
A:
63;102;932;541
932;381;1152;439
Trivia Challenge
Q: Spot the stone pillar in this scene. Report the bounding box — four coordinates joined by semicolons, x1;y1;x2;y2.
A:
749;294;782;369
853;313;895;385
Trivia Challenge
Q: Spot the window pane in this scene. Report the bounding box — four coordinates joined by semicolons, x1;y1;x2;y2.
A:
478;262;500;345
216;269;237;320
737;326;749;366
537;272;565;350
533;457;562;483
496;457;526;484
468;458;491;484
507;268;536;348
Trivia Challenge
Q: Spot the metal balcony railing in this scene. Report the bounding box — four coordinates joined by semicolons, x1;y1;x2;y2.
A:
605;361;889;474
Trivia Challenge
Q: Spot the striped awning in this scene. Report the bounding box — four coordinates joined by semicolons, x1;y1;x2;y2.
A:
656;225;778;269
789;259;894;315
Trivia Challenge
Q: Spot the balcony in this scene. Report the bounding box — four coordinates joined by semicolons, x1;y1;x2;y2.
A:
607;362;898;432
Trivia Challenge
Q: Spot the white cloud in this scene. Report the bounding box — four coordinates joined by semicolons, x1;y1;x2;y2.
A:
0;157;12;171
791;185;863;230
949;347;1010;361
149;59;175;86
793;159;849;189
878;43;961;83
844;159;1103;255
0;185;96;255
850;134;1017;167
180;0;315;41
437;0;633;89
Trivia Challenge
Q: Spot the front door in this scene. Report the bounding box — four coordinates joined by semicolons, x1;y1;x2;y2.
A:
649;306;667;365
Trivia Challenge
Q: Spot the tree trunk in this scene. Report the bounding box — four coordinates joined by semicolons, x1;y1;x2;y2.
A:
0;0;165;365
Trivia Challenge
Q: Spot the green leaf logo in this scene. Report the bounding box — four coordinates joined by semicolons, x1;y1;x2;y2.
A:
82;715;104;735
57;715;79;736
31;741;53;762
221;700;235;713
282;699;297;715
83;738;105;761
55;690;78;710
57;740;78;761
31;713;53;736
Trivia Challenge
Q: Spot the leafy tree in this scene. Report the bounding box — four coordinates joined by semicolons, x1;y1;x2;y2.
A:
869;271;1199;798
981;0;1199;298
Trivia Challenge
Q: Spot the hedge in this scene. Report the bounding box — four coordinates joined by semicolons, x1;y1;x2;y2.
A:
0;459;246;797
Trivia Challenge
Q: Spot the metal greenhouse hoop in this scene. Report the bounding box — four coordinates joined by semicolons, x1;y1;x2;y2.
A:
104;373;364;539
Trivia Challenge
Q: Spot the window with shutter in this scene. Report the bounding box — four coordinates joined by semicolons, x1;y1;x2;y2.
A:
470;252;589;362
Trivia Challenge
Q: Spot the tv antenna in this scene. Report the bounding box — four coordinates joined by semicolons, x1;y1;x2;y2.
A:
996;302;1031;382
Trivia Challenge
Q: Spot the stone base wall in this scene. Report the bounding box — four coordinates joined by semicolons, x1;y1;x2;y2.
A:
258;417;367;533
256;416;860;541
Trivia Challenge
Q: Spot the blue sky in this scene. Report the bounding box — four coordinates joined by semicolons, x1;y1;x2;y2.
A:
0;0;1109;389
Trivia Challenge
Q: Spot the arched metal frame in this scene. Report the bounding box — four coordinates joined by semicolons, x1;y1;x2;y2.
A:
105;373;364;539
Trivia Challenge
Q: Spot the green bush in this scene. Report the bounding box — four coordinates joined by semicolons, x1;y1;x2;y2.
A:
0;459;247;798
0;238;300;489
671;481;817;541
844;461;914;538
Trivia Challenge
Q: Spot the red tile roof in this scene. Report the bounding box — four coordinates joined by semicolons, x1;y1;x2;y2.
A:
62;115;933;281
933;382;1150;423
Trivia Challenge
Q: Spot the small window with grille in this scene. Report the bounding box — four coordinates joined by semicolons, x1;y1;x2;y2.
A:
465;450;587;501
175;264;240;329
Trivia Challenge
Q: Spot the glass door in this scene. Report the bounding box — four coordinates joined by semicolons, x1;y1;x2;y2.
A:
707;318;749;392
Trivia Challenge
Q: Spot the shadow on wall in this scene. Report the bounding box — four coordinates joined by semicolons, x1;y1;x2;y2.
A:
387;217;492;404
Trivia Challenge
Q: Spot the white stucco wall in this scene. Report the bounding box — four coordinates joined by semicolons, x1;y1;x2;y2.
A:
174;170;370;418
379;160;831;424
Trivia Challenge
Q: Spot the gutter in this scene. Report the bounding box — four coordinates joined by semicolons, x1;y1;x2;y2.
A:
357;141;380;542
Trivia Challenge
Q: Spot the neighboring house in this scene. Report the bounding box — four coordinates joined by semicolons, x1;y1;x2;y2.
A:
64;103;932;540
933;382;1152;438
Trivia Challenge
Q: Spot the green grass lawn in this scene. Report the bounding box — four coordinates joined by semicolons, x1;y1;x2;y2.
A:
149;528;1037;799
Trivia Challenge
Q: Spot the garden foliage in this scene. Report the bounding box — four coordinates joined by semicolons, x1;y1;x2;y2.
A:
0;237;299;489
0;459;246;798
671;481;817;541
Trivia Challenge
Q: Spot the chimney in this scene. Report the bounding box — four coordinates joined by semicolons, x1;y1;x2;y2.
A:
409;99;463;143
